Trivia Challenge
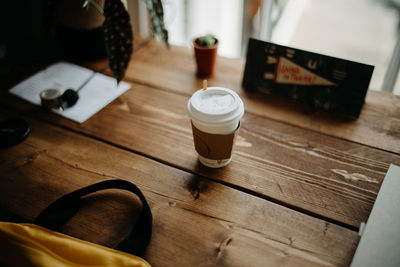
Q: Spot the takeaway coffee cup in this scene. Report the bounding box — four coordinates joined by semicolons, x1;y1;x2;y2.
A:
187;87;244;168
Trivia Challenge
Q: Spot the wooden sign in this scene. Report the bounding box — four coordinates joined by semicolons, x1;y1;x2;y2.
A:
242;38;374;118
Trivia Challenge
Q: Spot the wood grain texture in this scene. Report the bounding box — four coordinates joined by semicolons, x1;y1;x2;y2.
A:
3;82;400;228
0;115;358;267
122;40;400;154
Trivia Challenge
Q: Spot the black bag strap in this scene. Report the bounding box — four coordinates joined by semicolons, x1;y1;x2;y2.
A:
35;179;152;257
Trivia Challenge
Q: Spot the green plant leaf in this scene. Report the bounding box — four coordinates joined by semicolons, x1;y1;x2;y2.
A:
142;0;169;48
103;0;133;83
84;0;104;15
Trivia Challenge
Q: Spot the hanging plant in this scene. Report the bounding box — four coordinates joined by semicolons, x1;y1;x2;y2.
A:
100;0;169;82
102;0;133;82
44;0;169;82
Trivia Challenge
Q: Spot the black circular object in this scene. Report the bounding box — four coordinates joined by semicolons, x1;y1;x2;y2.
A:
0;118;31;148
61;89;79;108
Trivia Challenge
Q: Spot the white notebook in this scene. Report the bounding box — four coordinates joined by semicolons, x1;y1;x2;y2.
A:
9;62;131;123
351;164;400;267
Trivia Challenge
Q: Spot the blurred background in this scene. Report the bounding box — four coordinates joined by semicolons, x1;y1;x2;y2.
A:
1;0;399;94
132;0;400;94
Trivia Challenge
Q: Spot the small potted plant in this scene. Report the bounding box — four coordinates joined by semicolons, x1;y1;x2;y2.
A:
193;34;218;77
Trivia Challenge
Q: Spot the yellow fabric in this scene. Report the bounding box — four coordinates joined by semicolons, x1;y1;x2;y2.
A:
0;222;150;267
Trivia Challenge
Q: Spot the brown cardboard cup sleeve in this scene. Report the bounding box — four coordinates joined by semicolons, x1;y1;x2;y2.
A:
191;122;240;160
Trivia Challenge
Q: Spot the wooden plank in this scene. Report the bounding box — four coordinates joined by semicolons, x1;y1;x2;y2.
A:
123;40;400;154
0;115;358;266
3;83;400;228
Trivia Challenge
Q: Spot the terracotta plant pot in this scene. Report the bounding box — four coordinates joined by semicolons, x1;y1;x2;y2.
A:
193;37;219;77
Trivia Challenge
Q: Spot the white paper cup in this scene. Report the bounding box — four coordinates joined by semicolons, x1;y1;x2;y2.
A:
187;87;244;168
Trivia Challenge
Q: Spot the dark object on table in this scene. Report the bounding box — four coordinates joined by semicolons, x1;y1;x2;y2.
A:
242;38;375;118
40;88;79;110
61;89;79;109
40;89;62;110
0;119;30;148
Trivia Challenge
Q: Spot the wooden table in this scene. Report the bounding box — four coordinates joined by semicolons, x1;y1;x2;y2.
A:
1;39;400;266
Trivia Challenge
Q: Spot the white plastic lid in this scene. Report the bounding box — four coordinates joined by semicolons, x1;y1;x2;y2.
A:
187;87;244;127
